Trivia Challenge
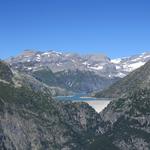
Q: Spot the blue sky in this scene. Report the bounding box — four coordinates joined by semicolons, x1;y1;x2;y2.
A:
0;0;150;59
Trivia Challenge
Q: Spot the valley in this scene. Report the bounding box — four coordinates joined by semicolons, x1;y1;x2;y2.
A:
0;50;150;150
1;0;150;149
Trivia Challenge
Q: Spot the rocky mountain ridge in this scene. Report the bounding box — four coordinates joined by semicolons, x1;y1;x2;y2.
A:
7;50;150;78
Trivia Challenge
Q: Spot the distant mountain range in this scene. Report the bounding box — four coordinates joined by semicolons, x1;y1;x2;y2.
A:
7;50;150;78
5;50;150;94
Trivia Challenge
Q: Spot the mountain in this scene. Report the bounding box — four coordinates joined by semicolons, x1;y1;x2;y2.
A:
0;61;101;150
32;69;118;93
6;50;150;94
111;52;150;77
95;60;150;98
2;51;150;150
0;61;73;97
6;50;114;77
13;70;73;96
7;50;150;78
89;88;150;150
88;61;150;149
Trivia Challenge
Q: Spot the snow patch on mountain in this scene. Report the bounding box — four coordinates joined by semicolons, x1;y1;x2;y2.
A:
88;65;103;70
115;72;126;78
111;58;122;64
126;61;145;71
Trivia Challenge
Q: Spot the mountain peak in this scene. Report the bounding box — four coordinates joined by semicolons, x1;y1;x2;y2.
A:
20;49;38;57
86;53;110;62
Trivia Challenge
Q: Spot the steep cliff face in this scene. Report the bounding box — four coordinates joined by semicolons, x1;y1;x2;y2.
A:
0;61;101;150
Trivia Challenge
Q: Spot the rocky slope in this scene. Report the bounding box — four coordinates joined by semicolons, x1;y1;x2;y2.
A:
13;71;73;96
88;60;150;150
0;61;101;150
89;88;150;150
32;69;118;93
95;61;150;98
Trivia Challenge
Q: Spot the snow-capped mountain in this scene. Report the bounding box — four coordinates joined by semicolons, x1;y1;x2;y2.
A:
111;52;150;77
6;50;150;78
